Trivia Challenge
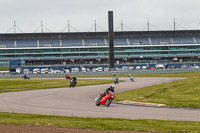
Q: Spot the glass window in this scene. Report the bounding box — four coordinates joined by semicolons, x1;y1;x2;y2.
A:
115;47;125;51
34;49;43;53
143;47;150;50
61;49;70;52
25;49;34;53
98;48;107;51
0;50;6;53
7;50;15;53
80;48;88;52
16;49;24;53
70;48;79;52
89;48;97;52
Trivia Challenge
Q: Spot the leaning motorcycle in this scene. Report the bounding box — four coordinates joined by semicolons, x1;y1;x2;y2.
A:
113;77;118;84
130;77;134;82
23;75;30;79
70;78;76;88
95;91;115;107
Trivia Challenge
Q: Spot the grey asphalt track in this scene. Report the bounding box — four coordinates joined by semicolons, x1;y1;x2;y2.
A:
0;77;200;121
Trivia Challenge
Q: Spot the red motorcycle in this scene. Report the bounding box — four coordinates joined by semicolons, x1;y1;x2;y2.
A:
95;91;115;107
65;74;70;79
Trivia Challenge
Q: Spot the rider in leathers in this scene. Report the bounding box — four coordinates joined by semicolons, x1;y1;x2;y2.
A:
72;75;77;85
99;85;115;100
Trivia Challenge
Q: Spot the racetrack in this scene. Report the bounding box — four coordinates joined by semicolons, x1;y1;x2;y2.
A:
0;77;200;121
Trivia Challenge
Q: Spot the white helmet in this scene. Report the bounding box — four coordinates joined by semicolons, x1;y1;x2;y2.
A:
129;74;131;76
111;85;115;88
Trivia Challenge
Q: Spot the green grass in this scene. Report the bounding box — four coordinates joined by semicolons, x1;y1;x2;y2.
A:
0;79;113;93
114;72;200;108
0;112;199;132
0;66;9;71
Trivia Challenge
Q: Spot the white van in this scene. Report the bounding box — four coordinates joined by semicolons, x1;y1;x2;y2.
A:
142;66;147;70
104;68;109;71
23;69;30;74
71;68;79;73
98;67;103;72
82;68;86;72
74;68;79;72
65;69;70;73
155;64;165;69
41;69;45;74
71;68;75;73
135;66;141;70
33;69;40;74
92;68;96;72
95;68;99;72
129;67;134;71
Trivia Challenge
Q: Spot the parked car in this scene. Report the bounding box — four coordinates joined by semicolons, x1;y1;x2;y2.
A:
82;68;87;72
149;67;156;70
98;67;103;72
104;68;109;71
155;64;165;69
142;66;147;70
129;67;134;71
33;69;40;74
135;66;141;70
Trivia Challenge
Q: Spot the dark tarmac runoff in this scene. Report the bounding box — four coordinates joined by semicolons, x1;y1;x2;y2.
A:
0;77;200;121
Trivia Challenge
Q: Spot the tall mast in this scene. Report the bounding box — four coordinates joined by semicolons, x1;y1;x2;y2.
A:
14;21;16;33
41;20;43;33
174;18;176;31
68;20;70;32
95;20;97;32
121;19;123;31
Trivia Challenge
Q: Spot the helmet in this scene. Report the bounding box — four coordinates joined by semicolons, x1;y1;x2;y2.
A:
113;73;116;75
129;74;131;76
111;85;115;88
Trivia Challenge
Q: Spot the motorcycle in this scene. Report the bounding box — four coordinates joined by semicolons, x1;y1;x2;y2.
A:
95;91;115;107
130;76;134;82
113;77;118;84
23;75;30;79
65;74;70;79
70;78;76;88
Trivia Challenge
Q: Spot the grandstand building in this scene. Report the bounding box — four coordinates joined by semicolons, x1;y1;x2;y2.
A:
1;30;200;71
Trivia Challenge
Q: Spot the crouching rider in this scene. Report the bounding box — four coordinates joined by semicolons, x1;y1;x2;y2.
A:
99;85;115;100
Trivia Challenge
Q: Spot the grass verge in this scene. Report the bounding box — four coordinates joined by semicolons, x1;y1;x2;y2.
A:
114;72;200;108
0;66;9;71
0;79;113;93
0;112;200;132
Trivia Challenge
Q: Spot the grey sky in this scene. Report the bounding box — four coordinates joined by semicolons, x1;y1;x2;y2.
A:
0;0;200;33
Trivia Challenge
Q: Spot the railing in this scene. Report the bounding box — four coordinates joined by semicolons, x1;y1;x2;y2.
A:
21;61;200;68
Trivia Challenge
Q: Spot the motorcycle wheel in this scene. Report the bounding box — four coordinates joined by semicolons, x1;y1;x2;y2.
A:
96;98;100;106
105;99;112;107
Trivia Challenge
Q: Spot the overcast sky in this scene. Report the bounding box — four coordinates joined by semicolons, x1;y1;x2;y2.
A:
0;0;200;33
